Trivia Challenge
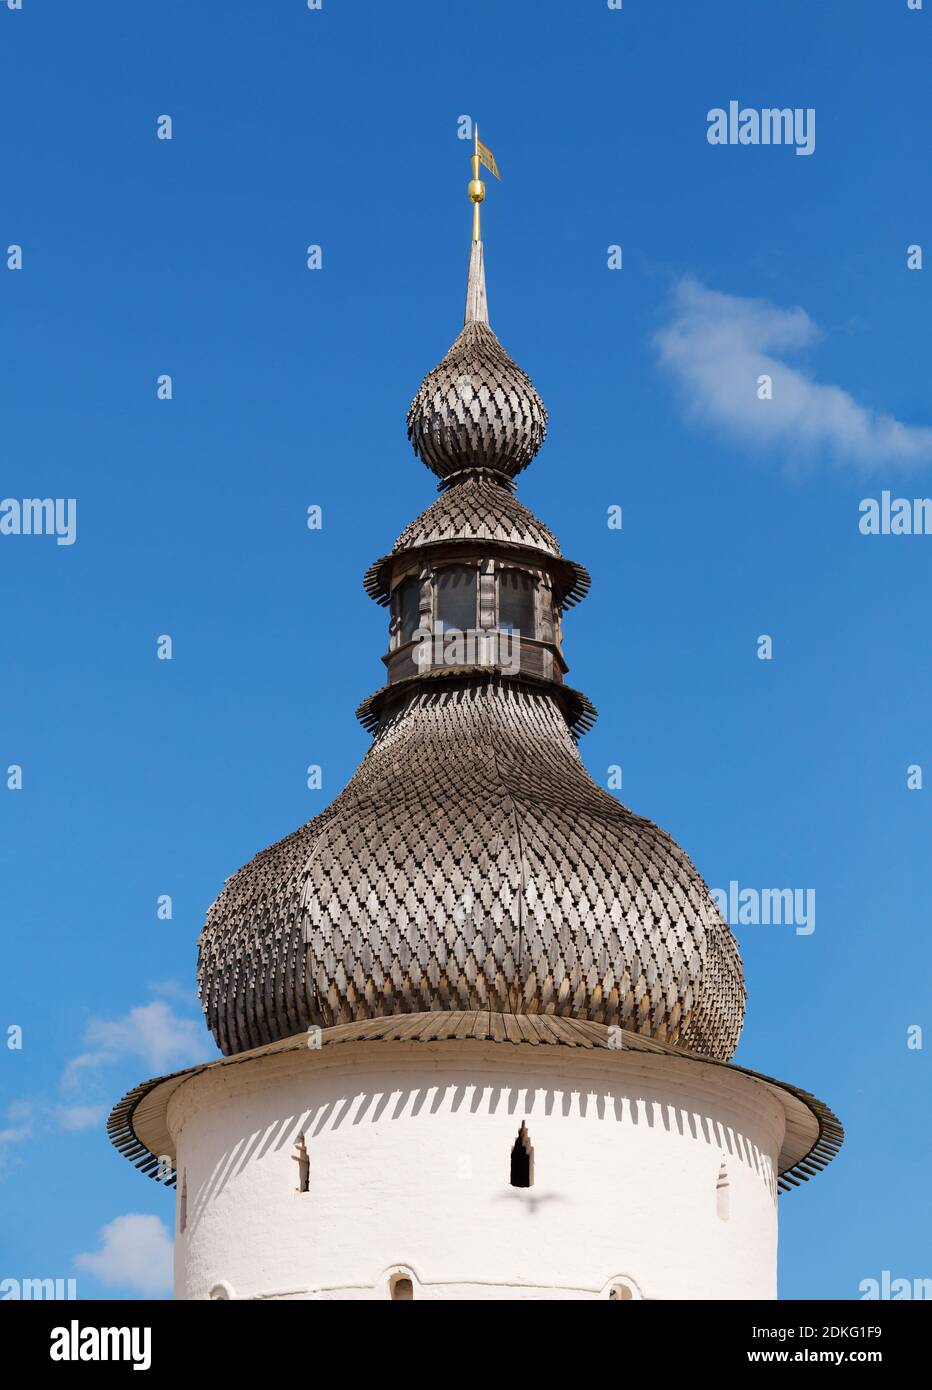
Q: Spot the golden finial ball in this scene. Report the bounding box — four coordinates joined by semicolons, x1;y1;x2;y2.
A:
468;178;486;204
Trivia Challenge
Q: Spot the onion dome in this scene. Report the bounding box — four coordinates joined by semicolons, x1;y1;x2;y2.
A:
406;241;547;480
197;680;746;1060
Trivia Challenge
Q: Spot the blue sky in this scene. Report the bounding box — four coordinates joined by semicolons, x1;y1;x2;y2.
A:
1;0;929;1300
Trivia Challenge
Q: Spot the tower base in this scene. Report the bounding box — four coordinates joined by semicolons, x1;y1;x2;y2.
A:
165;1033;784;1300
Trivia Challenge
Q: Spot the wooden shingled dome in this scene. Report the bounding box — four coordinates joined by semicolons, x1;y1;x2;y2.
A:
407;320;548;480
196;233;748;1064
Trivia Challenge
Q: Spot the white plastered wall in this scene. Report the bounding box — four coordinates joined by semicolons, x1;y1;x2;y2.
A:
168;1040;784;1301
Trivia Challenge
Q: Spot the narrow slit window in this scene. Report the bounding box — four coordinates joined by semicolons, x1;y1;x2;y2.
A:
396;575;421;645
178;1171;187;1233
498;569;536;638
294;1135;309;1193
510;1122;534;1188
435;566;477;633
716;1160;730;1221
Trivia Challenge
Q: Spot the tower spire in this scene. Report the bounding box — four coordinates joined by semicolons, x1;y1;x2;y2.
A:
464;238;488;324
465;125;497;324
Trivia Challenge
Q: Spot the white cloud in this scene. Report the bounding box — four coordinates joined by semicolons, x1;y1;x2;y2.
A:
0;1100;35;1146
75;1214;173;1297
0;1127;31;1144
1;1096;107;1156
2;996;206;1171
0;1123;32;1146
56;1104;107;1132
60;1052;112;1090
64;1001;204;1082
654;277;932;470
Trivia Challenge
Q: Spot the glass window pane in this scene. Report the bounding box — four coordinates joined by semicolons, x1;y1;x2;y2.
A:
435;566;476;632
499;569;536;637
397;576;421;644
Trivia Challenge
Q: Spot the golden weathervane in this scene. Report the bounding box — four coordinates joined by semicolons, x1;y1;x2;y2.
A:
468;125;501;242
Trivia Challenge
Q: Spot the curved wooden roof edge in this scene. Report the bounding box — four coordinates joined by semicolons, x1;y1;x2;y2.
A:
107;1011;842;1197
354;670;598;739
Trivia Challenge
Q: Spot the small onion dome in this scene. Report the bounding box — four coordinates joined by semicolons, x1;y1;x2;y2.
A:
407;234;548;485
407;321;547;480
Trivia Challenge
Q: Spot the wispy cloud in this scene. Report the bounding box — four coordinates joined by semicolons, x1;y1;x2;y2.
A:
0;1101;36;1177
62;1000;204;1087
0;1100;35;1147
0;1095;119;1169
654;277;932;471
0;1124;32;1145
1;993;207;1175
56;1104;108;1133
75;1214;173;1297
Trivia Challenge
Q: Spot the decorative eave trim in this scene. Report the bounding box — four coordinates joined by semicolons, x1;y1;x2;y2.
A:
561;560;591;609
107;1086;179;1188
107;1011;843;1195
354;669;598;739
364;547;591;610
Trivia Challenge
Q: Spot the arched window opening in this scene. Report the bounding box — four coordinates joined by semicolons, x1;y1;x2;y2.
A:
609;1283;634;1300
396;575;421;645
510;1122;534;1188
178;1171;187;1233
294;1135;309;1194
716;1160;730;1222
389;1273;414;1300
435;566;477;633
498;569;537;638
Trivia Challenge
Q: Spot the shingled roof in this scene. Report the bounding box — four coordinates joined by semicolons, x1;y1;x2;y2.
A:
362;472;590;608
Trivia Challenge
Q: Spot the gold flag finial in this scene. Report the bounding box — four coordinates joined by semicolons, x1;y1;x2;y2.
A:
468;124;500;242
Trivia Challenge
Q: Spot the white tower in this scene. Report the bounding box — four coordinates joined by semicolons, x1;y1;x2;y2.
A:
109;152;842;1300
